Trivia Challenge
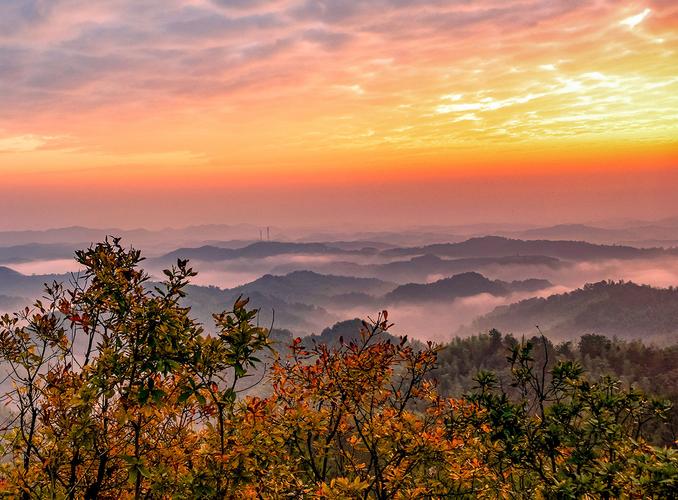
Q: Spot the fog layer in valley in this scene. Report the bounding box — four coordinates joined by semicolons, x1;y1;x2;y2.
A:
1;221;677;343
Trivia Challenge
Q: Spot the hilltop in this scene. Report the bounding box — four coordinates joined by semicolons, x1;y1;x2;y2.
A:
458;280;678;342
385;272;552;303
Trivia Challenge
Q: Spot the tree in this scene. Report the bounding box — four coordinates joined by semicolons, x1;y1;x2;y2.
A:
0;239;270;498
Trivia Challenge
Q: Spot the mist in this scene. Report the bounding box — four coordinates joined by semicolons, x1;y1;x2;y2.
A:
5;259;83;276
1;223;677;343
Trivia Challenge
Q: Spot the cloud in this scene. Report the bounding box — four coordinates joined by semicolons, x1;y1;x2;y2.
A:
302;28;352;50
435;93;542;114
620;8;651;29
0;1;672;116
334;84;365;96
0;134;53;152
0;0;676;174
164;10;284;39
0;0;56;35
211;0;278;10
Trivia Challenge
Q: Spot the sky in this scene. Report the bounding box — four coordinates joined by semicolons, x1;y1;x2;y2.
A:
0;0;677;230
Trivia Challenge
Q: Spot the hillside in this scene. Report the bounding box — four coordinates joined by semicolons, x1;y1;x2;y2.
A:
0;243;79;264
181;284;338;336
229;270;395;305
0;266;72;297
458;280;678;342
385;272;552;303
0;265;338;336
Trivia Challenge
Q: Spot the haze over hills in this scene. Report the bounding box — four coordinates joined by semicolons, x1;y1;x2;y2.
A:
158;236;673;264
3;217;678;253
0;266;71;299
0;225;267;254
501;222;678;247
0;294;24;312
269;253;566;283
457;281;678;343
1;222;677;342
0;243;82;265
301;220;678;248
154;242;378;264
181;285;338;336
512;224;633;242
229;270;395;306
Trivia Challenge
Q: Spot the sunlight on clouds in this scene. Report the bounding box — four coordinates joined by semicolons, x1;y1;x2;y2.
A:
430;67;678;144
0;134;52;152
453;114;481;123
436;94;541;115
620;8;651;29
334;84;365;96
0;0;675;182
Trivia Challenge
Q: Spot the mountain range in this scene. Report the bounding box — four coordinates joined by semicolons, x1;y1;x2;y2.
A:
154;241;378;264
269;253;566;282
383;236;668;260
2;227;677;342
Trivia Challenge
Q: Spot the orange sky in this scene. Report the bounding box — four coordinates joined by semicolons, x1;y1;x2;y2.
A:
1;0;677;229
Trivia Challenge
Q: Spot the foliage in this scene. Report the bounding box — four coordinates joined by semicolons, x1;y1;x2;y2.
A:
454;337;677;497
436;329;678;445
0;239;269;498
0;240;676;498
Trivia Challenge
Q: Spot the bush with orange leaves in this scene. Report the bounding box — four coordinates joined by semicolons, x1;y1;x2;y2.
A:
266;313;484;498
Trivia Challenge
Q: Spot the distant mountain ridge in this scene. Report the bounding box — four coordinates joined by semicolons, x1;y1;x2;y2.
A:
269;253;566;282
156;241;377;263
0;243;80;264
382;236;667;260
0;266;71;297
504;222;678;246
0;224;266;253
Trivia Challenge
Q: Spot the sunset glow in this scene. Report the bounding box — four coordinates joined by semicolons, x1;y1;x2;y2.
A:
1;1;677;228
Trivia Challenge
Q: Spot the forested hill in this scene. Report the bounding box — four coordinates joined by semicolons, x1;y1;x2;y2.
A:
0;266;70;298
229;270;396;304
382;235;667;260
457;280;678;342
433;328;678;445
385;272;551;303
155;241;376;263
